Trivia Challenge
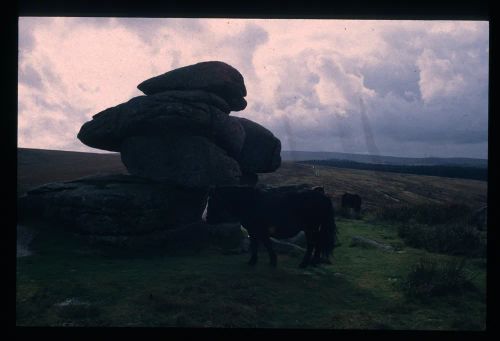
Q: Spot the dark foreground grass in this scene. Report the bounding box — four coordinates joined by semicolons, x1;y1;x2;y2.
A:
16;219;486;329
401;257;478;300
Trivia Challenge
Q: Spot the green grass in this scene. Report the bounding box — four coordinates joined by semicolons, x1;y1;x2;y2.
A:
16;218;486;329
16;152;487;329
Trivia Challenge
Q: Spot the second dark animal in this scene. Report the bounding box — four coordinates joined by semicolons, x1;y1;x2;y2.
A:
341;193;362;214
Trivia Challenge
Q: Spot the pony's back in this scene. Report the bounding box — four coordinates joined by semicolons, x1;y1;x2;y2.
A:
207;185;338;266
206;186;260;224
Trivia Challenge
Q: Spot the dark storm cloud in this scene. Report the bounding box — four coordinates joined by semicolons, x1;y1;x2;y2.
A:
225;22;269;52
18;24;36;59
361;60;421;99
230;21;487;157
219;22;269;79
352;23;488;153
381;124;488;144
114;17;207;44
361;93;488;147
19;64;44;90
24;91;92;124
18;17;54;58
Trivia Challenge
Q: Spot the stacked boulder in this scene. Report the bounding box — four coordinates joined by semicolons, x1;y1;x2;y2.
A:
77;61;281;187
19;61;281;251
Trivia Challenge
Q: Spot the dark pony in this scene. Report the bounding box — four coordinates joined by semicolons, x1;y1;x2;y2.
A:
341;193;362;214
206;186;337;268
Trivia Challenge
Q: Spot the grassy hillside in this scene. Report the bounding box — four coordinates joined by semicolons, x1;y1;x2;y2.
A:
260;162;487;212
17;148;487;211
302;159;487;181
281;150;488;168
16;149;487;329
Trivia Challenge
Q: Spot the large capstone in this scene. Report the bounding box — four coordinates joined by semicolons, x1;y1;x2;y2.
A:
137;61;247;111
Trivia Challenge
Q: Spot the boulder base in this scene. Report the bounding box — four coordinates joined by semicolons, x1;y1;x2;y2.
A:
18;174;208;237
120;135;242;187
85;221;210;252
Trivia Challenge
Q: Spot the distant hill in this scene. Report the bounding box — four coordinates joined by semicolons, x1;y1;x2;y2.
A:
258;162;487;211
17;147;488;198
18;148;487;212
281;150;487;168
302;159;487;181
17;148;127;196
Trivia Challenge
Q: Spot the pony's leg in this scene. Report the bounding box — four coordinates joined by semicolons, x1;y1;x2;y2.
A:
310;229;322;266
262;237;277;267
248;236;259;266
321;257;332;265
311;249;321;266
299;231;315;268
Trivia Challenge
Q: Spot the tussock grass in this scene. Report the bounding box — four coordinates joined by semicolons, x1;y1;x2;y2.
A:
372;203;473;225
398;222;486;257
401;257;478;300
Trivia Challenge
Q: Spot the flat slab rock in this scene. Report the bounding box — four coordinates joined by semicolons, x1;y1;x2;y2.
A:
137;61;247;111
77;90;245;155
85;221;210;251
350;235;395;252
18;174;209;237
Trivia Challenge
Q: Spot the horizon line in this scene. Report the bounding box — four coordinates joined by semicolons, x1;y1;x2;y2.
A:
17;146;488;160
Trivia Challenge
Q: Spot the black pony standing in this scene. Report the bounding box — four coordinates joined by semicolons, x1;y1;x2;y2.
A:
341;193;362;213
206;186;338;268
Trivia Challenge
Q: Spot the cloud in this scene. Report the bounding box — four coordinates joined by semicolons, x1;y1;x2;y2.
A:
18;18;489;158
19;64;44;90
220;22;269;80
418;48;466;103
114;17;207;44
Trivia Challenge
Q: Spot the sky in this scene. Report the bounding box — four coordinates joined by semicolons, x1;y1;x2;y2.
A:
18;18;489;158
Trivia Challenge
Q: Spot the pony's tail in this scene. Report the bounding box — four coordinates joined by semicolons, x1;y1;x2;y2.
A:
319;199;338;260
